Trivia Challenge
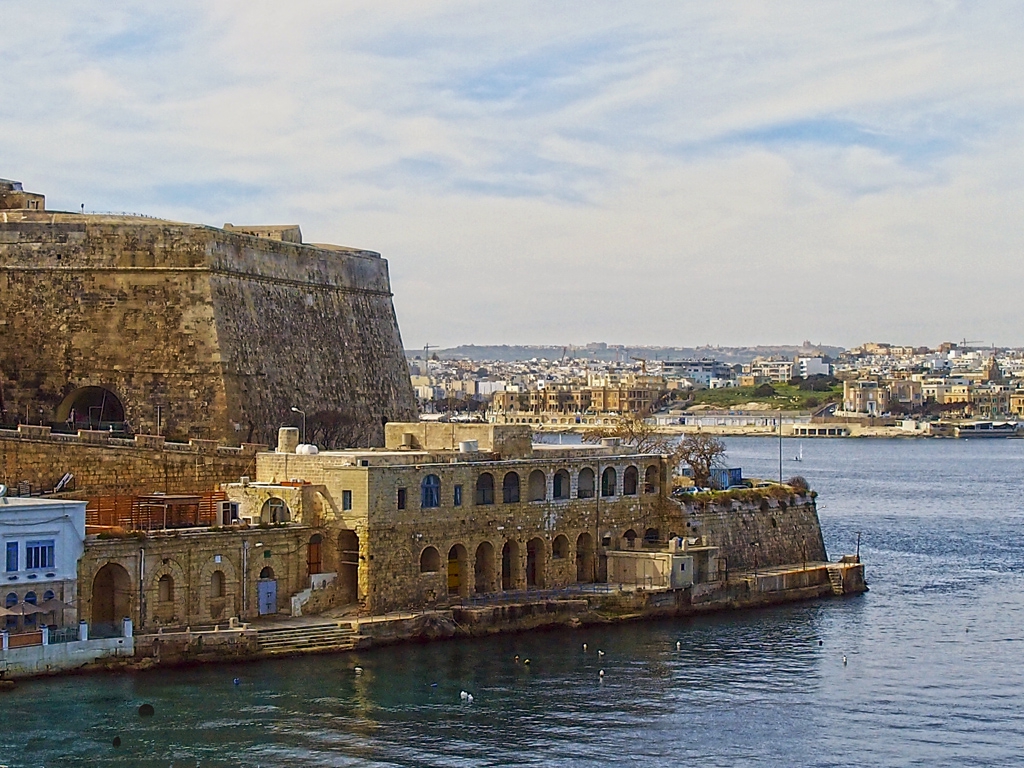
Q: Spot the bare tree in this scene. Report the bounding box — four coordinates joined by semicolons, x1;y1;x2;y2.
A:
582;413;674;454
674;432;727;488
307;408;372;449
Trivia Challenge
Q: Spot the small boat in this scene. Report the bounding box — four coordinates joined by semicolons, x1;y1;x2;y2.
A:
791;443;803;461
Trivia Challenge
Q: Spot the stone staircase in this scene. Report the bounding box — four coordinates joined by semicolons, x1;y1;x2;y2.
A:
826;566;845;595
256;622;357;655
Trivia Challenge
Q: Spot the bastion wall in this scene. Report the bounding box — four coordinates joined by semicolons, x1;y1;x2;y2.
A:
680;493;827;571
0;211;417;446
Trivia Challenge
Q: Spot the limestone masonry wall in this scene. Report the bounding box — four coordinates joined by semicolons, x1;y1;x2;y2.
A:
0;212;417;446
680;494;827;571
0;427;261;495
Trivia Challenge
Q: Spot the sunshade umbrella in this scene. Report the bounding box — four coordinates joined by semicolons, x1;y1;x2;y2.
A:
36;598;73;613
6;603;45;616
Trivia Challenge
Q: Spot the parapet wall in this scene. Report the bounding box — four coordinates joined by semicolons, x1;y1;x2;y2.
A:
0;426;263;495
680;494;827;571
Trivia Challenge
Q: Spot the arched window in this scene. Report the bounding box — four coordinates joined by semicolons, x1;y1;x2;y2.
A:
553;469;570;500
578;468;595;499
259;566;275;580
644;465;659;494
261;497;290;524
552;534;569;559
158;575;174;602
420;546;441;573
644;528;660;545
528;470;546;502
623;529;638;549
211;570;225;599
476;473;495;505
23;591;37;626
421;474;441;508
502;472;521;504
43;590;55;602
623;466;639;495
601;467;617;497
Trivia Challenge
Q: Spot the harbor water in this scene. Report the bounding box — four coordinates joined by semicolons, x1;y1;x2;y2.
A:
1;437;1023;767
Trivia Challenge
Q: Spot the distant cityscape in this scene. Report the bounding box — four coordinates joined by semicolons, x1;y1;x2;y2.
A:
408;340;1024;436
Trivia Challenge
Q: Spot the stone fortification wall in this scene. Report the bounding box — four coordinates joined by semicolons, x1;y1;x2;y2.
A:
679;493;827;571
0;211;416;446
0;426;262;496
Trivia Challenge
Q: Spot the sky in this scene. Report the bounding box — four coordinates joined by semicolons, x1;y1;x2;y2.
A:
3;1;1023;350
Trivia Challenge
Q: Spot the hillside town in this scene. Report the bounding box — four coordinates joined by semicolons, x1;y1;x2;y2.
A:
410;341;1024;436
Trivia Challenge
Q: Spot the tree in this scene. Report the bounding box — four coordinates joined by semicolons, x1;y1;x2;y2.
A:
581;413;674;455
307;408;372;449
674;432;727;488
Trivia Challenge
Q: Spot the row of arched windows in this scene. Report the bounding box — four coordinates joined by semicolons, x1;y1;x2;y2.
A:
155;570;229;603
4;590;57;628
415;465;659;509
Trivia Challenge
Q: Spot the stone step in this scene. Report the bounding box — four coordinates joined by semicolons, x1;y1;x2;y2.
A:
256;623;356;653
826;568;845;595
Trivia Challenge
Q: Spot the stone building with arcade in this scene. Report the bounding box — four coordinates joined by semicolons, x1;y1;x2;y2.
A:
74;421;829;631
222;422;692;614
74;422;701;629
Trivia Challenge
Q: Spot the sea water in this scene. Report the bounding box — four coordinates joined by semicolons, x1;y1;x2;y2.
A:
1;437;1022;767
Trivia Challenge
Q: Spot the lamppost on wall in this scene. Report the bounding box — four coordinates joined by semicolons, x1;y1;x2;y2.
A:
291;406;306;444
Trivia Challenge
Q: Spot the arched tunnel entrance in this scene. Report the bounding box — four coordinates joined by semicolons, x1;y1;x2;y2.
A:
55;387;126;431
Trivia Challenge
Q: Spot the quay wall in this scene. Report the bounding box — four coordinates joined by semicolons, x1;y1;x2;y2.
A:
678;493;827;571
0;636;134;680
0;427;261;495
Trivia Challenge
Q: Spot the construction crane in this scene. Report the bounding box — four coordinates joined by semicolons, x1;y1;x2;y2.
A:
423;343;436;360
630;356;649;374
959;339;985;350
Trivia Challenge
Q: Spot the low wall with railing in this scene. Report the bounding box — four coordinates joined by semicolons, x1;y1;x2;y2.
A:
0;632;134;679
0;424;266;496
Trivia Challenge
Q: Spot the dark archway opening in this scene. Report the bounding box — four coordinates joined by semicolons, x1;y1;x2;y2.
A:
338;530;360;603
501;540;520;591
55;387;126;432
92;563;131;635
475;541;495;594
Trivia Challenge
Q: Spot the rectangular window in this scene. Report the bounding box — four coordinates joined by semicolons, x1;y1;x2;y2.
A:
453;485;463;507
25;540;55;570
397;488;407;510
342;490;353;510
5;542;17;572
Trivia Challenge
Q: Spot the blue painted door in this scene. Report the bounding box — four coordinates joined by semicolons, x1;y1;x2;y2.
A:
257;579;277;615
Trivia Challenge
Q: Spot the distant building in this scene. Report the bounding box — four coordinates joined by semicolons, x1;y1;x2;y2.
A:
842;380;888;415
662;359;733;387
795;357;831;378
747;359;794;383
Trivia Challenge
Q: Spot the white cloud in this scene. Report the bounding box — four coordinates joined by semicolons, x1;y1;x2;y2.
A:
3;1;1024;348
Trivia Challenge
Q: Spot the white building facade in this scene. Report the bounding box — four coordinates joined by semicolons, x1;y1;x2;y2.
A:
1;495;86;630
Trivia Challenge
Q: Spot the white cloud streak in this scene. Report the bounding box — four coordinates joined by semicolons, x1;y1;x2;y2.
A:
3;1;1023;348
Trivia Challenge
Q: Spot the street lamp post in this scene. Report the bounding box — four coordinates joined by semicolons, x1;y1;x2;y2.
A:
291;407;306;444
